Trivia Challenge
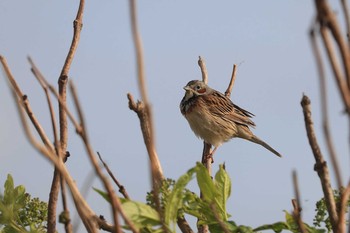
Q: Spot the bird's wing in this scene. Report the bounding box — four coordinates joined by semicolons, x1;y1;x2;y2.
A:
204;91;256;128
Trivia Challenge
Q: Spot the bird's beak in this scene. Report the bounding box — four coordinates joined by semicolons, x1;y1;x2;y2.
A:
183;86;191;91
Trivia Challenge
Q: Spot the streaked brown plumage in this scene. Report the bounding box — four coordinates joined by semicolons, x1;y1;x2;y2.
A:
180;80;282;157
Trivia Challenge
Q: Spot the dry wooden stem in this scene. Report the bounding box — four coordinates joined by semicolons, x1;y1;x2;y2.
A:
28;56;73;233
224;64;238;98
127;4;168;231
300;94;338;231
58;0;84;157
97;152;131;199
315;0;350;89
2;56;127;232
319;24;350;112
340;0;350;44
292;171;307;233
28;56;82;133
198;56;208;84
337;181;350;233
309;29;343;189
197;56;211;233
127;93;164;182
1;55;99;233
177;217;194;233
70;81;138;233
197;57;213;168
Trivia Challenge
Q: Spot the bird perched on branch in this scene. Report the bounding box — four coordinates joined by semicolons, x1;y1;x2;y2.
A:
180;80;282;158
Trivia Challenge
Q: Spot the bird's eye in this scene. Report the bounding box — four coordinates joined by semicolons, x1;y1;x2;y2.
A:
195;85;201;90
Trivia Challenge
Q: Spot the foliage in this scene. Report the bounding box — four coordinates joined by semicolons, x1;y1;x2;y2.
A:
254;211;325;233
313;188;350;232
0;174;48;233
95;162;328;232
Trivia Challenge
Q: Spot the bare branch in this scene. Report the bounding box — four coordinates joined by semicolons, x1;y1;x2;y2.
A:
129;0;148;104
201;142;213;172
177;216;194;233
309;28;343;188
70;81;138;233
198;57;211;233
315;0;350;88
337;181;350;233
58;0;84;154
127;93;164;182
292;171;307;233
340;0;350;44
300;94;338;231
319;24;350;112
127;6;167;231
28;56;73;233
97;152;131;200
0;56;55;152
198;56;208;84
224;64;238;98
127;92;168;232
1;55;99;233
28;57;82;133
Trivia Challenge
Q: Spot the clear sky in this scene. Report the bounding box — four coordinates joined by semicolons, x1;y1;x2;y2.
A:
0;1;349;232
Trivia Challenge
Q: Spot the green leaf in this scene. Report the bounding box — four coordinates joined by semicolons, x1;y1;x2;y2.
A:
253;221;289;233
0;175;47;232
4;174;15;204
196;162;216;202
164;166;197;227
213;165;231;221
282;211;326;233
93;188;110;203
208;221;237;232
121;200;161;230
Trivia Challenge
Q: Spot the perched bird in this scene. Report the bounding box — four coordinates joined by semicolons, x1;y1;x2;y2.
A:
180;80;282;158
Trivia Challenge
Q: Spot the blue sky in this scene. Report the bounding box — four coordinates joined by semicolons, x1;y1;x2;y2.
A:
0;0;349;232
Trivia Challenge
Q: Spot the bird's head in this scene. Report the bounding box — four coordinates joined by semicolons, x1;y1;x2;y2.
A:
183;80;210;100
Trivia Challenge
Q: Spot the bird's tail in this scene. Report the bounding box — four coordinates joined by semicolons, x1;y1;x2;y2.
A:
249;135;282;157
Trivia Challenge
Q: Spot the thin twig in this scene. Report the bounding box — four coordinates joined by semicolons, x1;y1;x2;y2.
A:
340;0;350;45
127;93;164;182
292;171;307;233
28;56;82;134
1;55;99;233
58;0;84;157
97;152;130;199
198;56;208;84
127;4;167;231
28;56;73;233
315;0;350;88
319;24;350;112
70;81;134;233
197;57;213;167
315;0;350;89
127;93;168;232
197;56;211;233
337;181;350;233
129;0;148;104
60;175;73;233
224;64;238;98
1;57;54;152
309;28;343;189
300;94;338;231
70;81;139;233
177;216;194;233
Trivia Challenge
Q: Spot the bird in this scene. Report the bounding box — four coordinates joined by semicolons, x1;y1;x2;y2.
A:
180;80;282;158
